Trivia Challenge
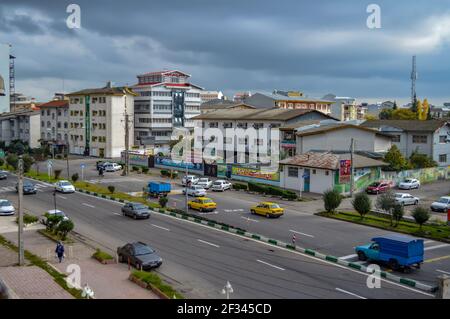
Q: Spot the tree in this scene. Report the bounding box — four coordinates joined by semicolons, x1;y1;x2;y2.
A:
420;99;430;121
323;189;342;214
379;108;393;120
57;219;74;240
364;114;377;121
376;190;396;226
393;101;398;110
352;192;372;219
6;153;18;170
416;100;425;120
409;151;437;169
22;154;34;173
54;169;62;180
392;204;404;227
71;173;79;183
159;196;168;208
384;145;409;171
410;95;418;113
107;185;115;194
0;158;4;167
391;109;417;120
411;207;430;231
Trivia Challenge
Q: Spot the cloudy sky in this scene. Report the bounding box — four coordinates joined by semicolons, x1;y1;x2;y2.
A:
1;0;450;105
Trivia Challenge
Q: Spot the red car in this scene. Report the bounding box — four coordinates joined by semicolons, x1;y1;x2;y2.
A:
366;181;391;194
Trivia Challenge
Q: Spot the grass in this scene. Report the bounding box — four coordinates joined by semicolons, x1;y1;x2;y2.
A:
132;270;184;299
92;249;114;262
317;211;450;243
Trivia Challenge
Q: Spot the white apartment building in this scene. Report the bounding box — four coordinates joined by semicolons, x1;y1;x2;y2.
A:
132;70;203;148
39;95;69;153
322;94;366;121
200;91;224;103
66;83;136;158
0;109;41;148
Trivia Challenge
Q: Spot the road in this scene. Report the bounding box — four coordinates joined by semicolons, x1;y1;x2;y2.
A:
0;173;435;299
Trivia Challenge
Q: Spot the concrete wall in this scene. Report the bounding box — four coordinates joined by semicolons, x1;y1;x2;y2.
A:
433;125;450;166
281;165;334;194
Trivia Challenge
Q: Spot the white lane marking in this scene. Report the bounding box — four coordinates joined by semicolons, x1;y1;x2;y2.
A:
152;224;170;231
256;259;285;271
424;244;449;251
335;288;367;299
113;213;122;216
424;240;435;244
436;269;450;275
289;229;314;238
82;203;95;208
339;254;358;260
241;216;259;222
197;239;220;248
57;195;67;200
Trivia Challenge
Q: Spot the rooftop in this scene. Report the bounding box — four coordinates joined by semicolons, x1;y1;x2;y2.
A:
67;85;137;97
361;120;448;132
38;100;69;108
294;122;392;138
192;108;335;121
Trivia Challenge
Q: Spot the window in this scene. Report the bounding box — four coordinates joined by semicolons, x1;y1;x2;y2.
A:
41;121;44;127
64;122;68;129
412;135;427;144
57;122;61;128
41;110;44;116
47;121;51;127
325;171;329;176
392;135;401;142
439;154;447;163
288;167;298;178
312;170;316;174
439;135;447;143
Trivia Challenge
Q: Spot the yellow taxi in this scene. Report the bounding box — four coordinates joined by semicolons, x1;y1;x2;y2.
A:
188;197;217;212
250;202;284;218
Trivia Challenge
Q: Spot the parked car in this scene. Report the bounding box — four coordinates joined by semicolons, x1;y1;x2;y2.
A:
366;181;390;194
211;180;232;192
15;181;37;195
394;193;419;206
41;209;69;225
0;199;15;216
250;202;284;218
188;197;217;212
181;175;199;186
183;185;207;197
117;242;162;270
147;181;171;198
430;196;450;212
54;180;75;193
121;203;150;219
355;234;423;271
104;163;122;172
0;170;8;180
398;178;420;190
197;178;213;189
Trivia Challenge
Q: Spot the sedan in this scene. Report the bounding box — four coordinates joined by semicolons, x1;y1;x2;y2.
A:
117;242;162;270
211;180;232;192
398;178;420;190
197;178;213;189
188;197;217;212
181;175;199;186
16;181;37;194
54;180;75;193
394;193;419;206
366;181;390;195
0;199;15;216
104;163;122;172
250;202;284;218
183;185;207;197
0;170;8;180
430;196;450;212
121;203;150;219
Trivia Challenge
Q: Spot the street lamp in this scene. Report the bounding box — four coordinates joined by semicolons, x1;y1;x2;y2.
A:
221;281;233;299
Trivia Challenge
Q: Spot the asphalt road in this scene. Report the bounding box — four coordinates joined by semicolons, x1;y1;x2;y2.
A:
0;174;435;299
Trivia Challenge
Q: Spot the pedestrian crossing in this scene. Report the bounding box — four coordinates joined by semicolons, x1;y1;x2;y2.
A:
0;183;50;194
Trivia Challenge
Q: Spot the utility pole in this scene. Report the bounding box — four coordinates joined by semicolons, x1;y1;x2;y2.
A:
18;156;24;266
123;93;130;176
349;138;354;197
65;144;70;179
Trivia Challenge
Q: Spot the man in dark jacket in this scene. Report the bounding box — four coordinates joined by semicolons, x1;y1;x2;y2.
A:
55;242;65;263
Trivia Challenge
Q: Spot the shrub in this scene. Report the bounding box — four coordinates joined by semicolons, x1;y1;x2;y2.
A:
248;182;266;193
232;183;247;191
54;169;62;180
323;189;342;213
17;213;39;225
392;204;404;227
22;154;34;173
159;196;168;208
71;173;79;183
352;192;371;219
0;158;4;167
56;155;62;160
375;190;396;226
141;167;149;174
283;191;298;200
412;207;431;230
92;249;113;262
107;185;115;194
6;153;18;170
56;219;74;240
132;166;139;172
45;214;64;232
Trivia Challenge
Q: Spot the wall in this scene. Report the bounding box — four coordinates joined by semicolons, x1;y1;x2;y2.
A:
382;166;450;186
0;44;10;113
433;125;450;167
334;167;381;194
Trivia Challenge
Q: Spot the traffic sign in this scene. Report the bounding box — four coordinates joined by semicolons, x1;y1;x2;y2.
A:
80;164;86;169
47;160;53;168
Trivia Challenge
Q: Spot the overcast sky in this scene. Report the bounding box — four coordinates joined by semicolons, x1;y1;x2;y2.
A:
1;0;450;105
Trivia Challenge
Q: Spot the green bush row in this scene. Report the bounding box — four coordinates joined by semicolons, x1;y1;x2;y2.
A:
16;213;39;225
132;270;184;299
160;170;178;178
247;182;298;200
232;183;248;190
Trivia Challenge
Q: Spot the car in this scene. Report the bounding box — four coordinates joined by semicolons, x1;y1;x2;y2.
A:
104;163;122;172
250;202;284;218
121;203;150;219
54;180;75;193
117;242;162;270
0;199;15;216
398;178;420;190
0;170;8;180
16;181;37;194
41;209;69;225
366;181;390;194
182;185;207;197
188;197;217;212
394;193;419;206
430;196;450;212
181;175;199;186
196;178;213;189
211;180;232;192
96;161;107;170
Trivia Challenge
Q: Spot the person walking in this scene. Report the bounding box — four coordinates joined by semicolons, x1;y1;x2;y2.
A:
55;241;65;263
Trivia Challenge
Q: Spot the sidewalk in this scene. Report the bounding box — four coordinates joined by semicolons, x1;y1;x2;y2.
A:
0;217;159;299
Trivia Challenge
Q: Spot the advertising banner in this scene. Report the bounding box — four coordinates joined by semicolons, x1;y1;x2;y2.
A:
339;159;351;184
231;166;279;182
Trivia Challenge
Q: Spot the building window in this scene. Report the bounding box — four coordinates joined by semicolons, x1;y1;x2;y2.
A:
439;154;447;163
392;135;401;142
325;171;329;176
439;135;447;143
41;121;44;127
412;135;427;144
288;167;298;177
312;169;316;174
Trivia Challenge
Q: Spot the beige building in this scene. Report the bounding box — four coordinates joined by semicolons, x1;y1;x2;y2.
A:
0;109;41;148
39;95;70;153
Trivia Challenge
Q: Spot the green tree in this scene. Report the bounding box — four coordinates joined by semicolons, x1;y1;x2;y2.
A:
0;158;4;167
384;145;409;171
409;151;437;169
410;95;418;113
22;154;34;173
379;108;393;120
352;192;372;219
323;189;342;214
71;173;79;183
393;101;398;110
107;185;115;194
411;206;430;231
159;196;168;208
57;219;74;240
391;109;417;120
376;190;396;226
54;169;62;180
392;204;404;227
6;153;18;170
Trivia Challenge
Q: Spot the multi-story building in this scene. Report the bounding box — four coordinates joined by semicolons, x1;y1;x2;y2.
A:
132;70;203;147
10;93;39;112
233;91;252;103
322;94;365;121
0;109;41;148
200;100;255;114
200;91;224;103
0;43;10;113
66;82;136;158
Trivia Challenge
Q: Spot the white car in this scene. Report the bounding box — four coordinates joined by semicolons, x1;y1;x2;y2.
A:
0;199;15;216
398;178;420;190
394;193;419;206
197;178;213;189
430;196;450;212
181;175;199;186
211;180;232;192
182;185;207;197
54;180;75;193
104;163;122;172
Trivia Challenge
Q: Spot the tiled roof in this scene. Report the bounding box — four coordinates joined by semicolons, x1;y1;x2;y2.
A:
66;86;137;96
294;123;393;138
192;108;334;121
361;120;448;132
38;100;69;108
279;152;387;169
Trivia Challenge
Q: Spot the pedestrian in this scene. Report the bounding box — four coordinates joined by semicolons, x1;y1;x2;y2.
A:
55;241;65;263
99;166;104;177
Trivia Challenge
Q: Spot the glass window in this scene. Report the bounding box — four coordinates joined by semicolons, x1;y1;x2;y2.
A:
288;167;298;177
412;135;427;144
439;154;447;163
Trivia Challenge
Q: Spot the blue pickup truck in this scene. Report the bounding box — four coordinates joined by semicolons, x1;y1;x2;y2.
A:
355;234;424;271
147;181;171;198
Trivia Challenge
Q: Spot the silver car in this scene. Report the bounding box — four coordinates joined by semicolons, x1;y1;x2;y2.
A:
398;178;420;190
182;185;207;197
197;178;213;189
394;193;419;206
0;199;15;216
430;196;450;212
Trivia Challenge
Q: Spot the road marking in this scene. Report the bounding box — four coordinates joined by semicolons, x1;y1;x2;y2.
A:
57;195;67;200
424;240;435;244
241;216;259;222
197;239;220;248
152;224;170;231
335;288;367;299
256;259;285;271
289;229;314;238
339;254;357;260
424;244;449;251
425;255;450;263
113;213;121;216
82;203;95;208
436;269;450;275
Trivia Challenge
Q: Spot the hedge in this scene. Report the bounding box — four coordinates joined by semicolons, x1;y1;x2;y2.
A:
248;182;298;200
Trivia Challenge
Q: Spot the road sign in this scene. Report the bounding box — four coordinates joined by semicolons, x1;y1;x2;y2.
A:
80;164;86;169
47;160;53;169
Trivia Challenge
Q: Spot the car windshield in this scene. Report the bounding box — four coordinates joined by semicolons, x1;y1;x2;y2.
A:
213;181;222;185
194;186;203;190
134;204;147;210
270;204;281;209
404;179;413;183
24;182;34;187
60;182;71;186
134;245;154;256
199;179;208;182
395;194;403;198
438;198;449;203
370;182;380;187
202;199;213;203
0;201;11;207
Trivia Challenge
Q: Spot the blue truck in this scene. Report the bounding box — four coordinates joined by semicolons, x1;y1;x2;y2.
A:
355;234;424;271
147;181;171;198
